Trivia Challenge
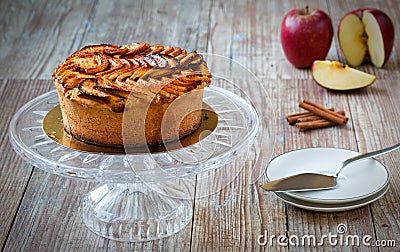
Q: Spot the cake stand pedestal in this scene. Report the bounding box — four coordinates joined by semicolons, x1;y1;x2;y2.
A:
9;79;268;242
82;182;193;241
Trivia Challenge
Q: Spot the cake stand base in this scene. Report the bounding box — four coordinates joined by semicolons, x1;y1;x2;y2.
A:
82;183;192;242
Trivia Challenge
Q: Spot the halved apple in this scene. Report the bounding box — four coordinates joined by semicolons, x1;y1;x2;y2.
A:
312;60;376;90
338;8;394;68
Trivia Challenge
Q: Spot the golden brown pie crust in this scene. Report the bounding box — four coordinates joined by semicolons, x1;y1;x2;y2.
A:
52;43;211;147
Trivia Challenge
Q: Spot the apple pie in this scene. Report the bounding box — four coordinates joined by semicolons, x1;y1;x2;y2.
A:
52;43;212;147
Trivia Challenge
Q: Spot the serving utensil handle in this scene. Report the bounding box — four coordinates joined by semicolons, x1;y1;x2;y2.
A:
334;143;400;177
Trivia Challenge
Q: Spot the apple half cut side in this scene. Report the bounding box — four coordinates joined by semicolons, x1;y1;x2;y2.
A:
312;60;376;90
338;9;394;68
338;12;367;67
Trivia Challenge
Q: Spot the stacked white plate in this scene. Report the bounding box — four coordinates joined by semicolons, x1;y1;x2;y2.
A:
265;148;389;212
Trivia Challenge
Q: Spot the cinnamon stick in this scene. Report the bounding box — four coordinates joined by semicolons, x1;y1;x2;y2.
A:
286;108;334;125
286;112;315;125
295;119;337;131
299;100;348;125
297;110;345;123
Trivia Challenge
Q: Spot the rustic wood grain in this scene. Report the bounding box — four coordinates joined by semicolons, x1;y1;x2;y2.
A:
0;80;52;249
1;0;399;251
191;2;288;250
79;0;211;52
4;170;107;252
347;79;400;251
0;0;97;79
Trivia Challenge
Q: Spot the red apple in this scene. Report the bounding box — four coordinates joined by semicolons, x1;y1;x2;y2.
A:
281;6;333;68
312;60;376;90
338;8;394;68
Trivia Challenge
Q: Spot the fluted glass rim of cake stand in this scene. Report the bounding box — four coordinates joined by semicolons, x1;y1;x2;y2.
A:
8;83;260;183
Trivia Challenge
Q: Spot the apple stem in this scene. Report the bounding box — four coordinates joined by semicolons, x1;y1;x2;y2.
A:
305;6;309;15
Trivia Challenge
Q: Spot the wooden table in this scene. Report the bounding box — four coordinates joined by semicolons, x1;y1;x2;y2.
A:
1;0;399;251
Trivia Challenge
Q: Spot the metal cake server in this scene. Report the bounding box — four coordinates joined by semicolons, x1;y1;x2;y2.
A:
260;143;400;192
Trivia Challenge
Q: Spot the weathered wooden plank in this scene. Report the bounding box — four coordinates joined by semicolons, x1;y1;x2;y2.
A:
191;78;286;251
79;0;211;52
347;79;400;250
192;1;257;250
203;0;236;80
0;79;53;248
0;0;97;79
4;170;109;252
192;155;288;251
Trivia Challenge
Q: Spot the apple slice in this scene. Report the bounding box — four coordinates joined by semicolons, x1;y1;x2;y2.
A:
312;60;376;90
338;9;394;68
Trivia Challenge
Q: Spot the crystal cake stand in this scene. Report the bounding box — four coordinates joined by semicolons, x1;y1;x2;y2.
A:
9;80;263;242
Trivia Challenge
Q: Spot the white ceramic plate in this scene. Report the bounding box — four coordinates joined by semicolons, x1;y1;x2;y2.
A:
266;148;389;204
275;184;388;212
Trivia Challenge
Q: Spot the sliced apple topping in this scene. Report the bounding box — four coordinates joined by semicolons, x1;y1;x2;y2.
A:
312;60;376;90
